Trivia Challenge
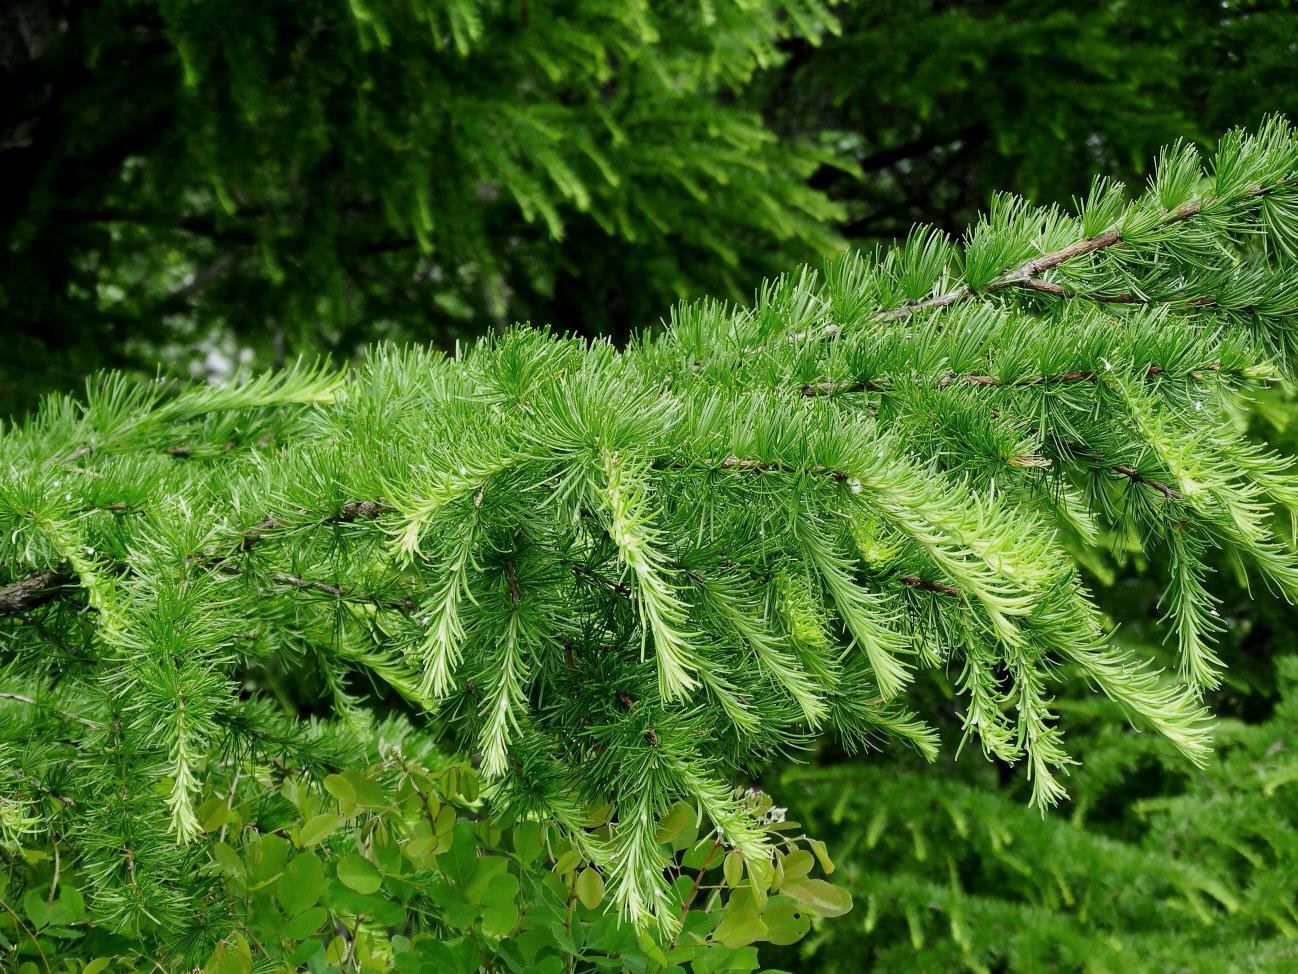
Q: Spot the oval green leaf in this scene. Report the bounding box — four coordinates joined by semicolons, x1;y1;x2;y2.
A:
277;852;324;915
575;867;605;910
299;813;341;848
336;852;382;894
781;878;853;918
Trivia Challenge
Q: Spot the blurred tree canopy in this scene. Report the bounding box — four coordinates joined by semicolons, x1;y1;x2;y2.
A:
0;0;847;413
3;0;1297;417
769;0;1298;241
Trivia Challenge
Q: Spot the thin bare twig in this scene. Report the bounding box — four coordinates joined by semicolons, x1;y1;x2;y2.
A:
801;362;1222;397
0;569;72;615
1112;465;1183;500
0;501;396;618
901;575;960;597
0;892;50;974
793;180;1293;342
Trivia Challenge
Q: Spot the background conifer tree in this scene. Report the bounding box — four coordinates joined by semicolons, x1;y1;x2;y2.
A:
7;0;1298;418
778;655;1298;973
765;0;1298;244
0;0;846;414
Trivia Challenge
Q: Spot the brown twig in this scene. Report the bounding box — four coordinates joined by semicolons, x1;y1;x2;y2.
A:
206;562;418;613
570;563;631;596
879;198;1213;324
1009;278;1139;303
800;362;1224;397
1112;465;1183;500
11;768;76;809
900;575;960;597
656;837;723;972
504;559;521;604
1010;278;1224;310
866;225;1126;327
0;569;73;615
0;501;397;618
795;182;1293;341
0;692;102;728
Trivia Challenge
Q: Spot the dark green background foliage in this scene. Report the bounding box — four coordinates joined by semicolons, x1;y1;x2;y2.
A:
6;0;1298;415
769;0;1298;240
0;0;845;414
775;658;1298;972
6;3;1298;973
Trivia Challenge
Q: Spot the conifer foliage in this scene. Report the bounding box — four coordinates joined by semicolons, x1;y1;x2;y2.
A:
781;657;1298;972
3;120;1298;960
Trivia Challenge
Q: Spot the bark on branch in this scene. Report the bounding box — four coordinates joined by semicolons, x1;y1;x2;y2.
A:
0;501;396;618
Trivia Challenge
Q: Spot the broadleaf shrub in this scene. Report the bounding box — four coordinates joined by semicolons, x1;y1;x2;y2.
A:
0;719;842;970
